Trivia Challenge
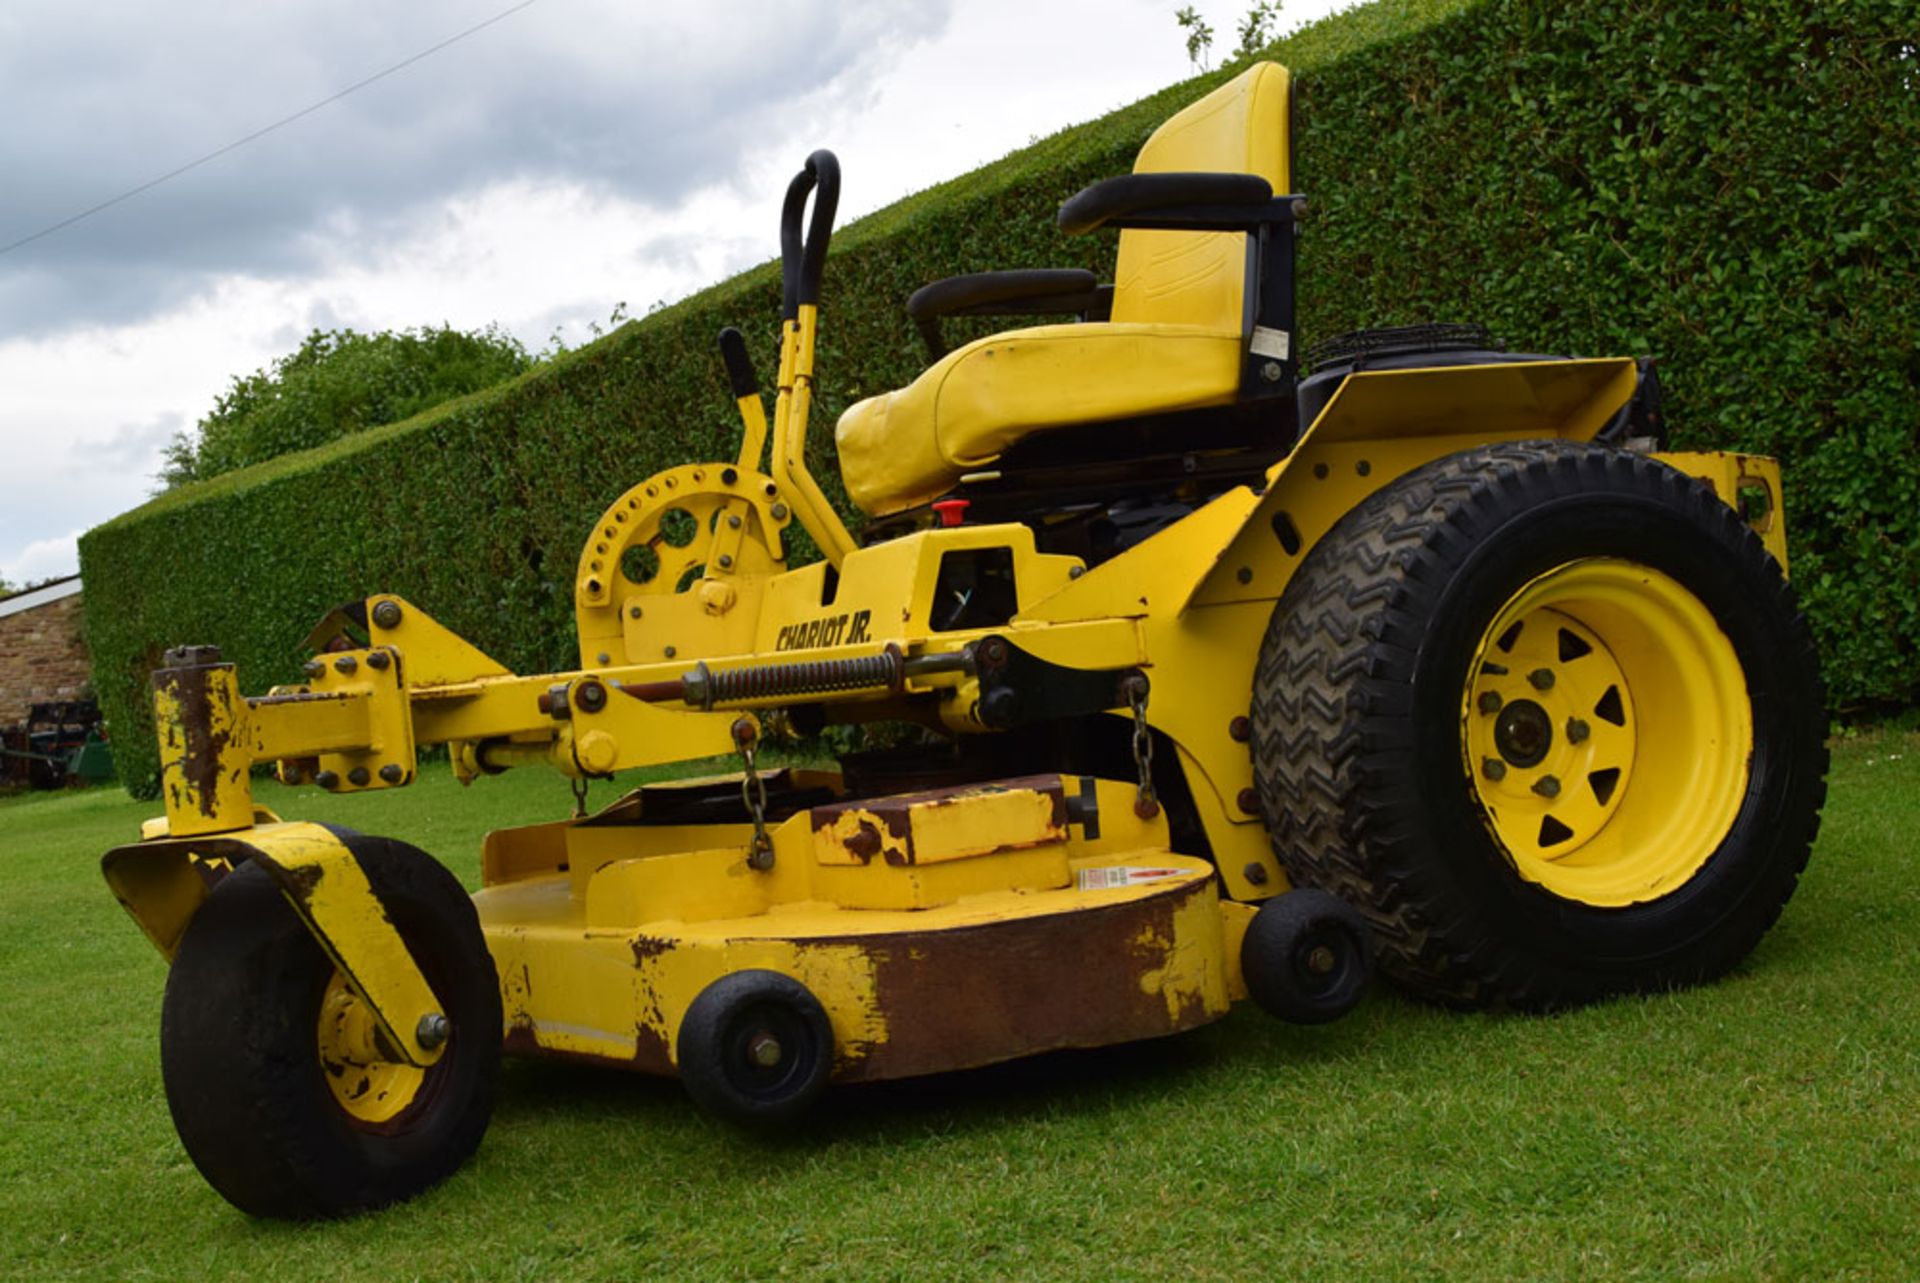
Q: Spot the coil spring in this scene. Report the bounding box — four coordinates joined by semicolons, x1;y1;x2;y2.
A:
699;650;901;706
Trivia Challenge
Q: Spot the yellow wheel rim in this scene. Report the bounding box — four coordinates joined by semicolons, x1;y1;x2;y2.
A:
1461;558;1752;907
317;972;427;1126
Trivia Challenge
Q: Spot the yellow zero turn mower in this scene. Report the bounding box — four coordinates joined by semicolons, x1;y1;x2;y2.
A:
104;63;1828;1218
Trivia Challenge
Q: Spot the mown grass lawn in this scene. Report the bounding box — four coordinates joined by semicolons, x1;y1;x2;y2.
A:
1;732;1916;1281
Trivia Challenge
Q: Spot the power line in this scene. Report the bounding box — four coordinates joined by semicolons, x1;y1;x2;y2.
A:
0;0;539;259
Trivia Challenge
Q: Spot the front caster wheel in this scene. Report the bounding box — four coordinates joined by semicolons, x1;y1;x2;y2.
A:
677;970;833;1125
1241;889;1373;1024
160;832;500;1219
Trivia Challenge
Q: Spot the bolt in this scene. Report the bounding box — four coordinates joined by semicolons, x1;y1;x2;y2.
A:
1305;945;1337;975
664;645;677;658
596;652;610;665
315;770;340;790
379;763;404;784
1068;565;1085;579
746;1032;784;1068
1243;862;1270;887
334;655;358;674
770;502;790;521
1236;566;1253;585
348;766;370;787
365;650;390;670
415;1012;449;1051
1228;716;1251;743
162;644;223;667
370;600;403;629
1237;788;1260;816
747;844;776;871
628;604;644;619
575;680;608;713
1260;361;1283;383
1482;757;1507;781
727;514;743;530
1533;774;1562;798
1528;668;1556;691
303;660;325;678
718;554;734;570
1566;717;1591;745
1478;690;1503;715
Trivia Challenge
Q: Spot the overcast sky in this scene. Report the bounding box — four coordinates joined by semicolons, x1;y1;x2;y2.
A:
0;0;1344;586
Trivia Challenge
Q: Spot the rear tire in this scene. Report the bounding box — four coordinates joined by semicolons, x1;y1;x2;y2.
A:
1251;442;1827;1009
160;832;500;1218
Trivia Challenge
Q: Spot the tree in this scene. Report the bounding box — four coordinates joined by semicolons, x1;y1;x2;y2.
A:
161;323;534;486
1175;6;1215;72
1235;2;1281;59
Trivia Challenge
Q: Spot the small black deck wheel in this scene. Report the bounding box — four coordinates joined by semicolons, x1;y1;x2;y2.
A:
676;970;834;1125
1241;889;1374;1024
160;831;500;1219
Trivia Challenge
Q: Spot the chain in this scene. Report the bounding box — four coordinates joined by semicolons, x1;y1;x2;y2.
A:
569;775;590;819
1126;675;1159;819
734;718;775;870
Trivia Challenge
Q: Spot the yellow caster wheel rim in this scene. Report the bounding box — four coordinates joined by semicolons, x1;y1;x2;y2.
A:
317;971;430;1127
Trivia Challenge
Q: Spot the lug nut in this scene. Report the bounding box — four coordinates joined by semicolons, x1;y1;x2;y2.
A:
415;1012;449;1051
1532;774;1561;798
333;655;358;674
1482;757;1507;781
379;763;404;784
315;770;340;790
1478;691;1503;715
1566;717;1591;744
1528;668;1555;691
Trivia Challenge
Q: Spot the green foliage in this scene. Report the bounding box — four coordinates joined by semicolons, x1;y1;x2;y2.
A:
160;324;533;485
1175;6;1217;72
81;0;1918;797
1235;2;1284;59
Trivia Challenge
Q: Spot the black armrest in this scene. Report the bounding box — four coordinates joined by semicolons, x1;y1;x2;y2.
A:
907;269;1113;360
1057;172;1305;236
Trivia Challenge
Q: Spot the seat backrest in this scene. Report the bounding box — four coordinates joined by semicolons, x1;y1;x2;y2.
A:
1109;63;1292;330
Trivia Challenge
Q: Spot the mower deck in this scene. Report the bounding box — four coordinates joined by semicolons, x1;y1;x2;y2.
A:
476;774;1244;1081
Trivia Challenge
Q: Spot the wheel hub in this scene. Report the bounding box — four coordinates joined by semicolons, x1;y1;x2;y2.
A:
1461;558;1751;907
317;972;429;1127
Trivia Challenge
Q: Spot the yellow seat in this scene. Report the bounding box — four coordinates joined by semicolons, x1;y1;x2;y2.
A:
836;62;1293;517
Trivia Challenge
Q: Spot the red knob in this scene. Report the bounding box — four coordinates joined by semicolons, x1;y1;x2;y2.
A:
931;498;970;528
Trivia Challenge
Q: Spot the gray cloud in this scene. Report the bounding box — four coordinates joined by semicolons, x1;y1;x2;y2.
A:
0;0;953;338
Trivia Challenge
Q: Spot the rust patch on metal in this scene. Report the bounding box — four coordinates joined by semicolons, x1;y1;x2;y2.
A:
501;1014;673;1076
629;934;674;965
154;665;233;820
844;820;883;863
808;773;1067;867
812;877;1218;1083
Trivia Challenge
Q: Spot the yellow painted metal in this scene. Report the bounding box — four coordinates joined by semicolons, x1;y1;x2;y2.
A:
317;972;428;1125
1655;450;1790;571
771;304;857;565
1461;558;1753;907
246;822;447;1066
571;463;792;669
734;391;770;474
102;821;445;1066
478;776;1229;1080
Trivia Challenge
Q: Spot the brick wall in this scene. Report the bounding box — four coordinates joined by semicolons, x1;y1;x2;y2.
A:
0;593;91;726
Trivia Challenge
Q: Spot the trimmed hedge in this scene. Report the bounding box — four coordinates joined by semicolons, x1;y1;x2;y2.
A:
82;0;1920;795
